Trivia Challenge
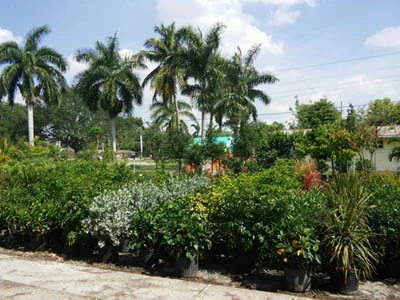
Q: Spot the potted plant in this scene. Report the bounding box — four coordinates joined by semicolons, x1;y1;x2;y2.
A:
276;229;321;292
154;198;212;277
274;190;323;292
322;173;378;294
130;208;159;267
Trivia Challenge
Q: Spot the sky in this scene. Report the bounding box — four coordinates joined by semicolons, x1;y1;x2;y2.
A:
1;0;400;128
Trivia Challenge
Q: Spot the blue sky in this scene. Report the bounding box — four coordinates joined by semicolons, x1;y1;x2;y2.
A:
1;0;400;126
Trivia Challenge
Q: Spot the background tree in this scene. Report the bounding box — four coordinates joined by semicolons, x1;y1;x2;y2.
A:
294;97;340;129
366;98;400;126
216;45;278;135
75;34;143;152
141;23;186;127
150;99;197;133
0;25;67;146
178;23;225;143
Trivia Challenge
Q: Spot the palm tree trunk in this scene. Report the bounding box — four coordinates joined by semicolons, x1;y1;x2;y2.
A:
111;117;117;152
174;95;180;129
201;110;206;145
27;102;34;147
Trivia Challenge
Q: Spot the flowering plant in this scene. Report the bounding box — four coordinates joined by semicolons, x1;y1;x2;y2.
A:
276;229;321;269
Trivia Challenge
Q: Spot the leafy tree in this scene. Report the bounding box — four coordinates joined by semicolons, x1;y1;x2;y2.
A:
142;123;168;169
294;98;340;129
75;34;143;152
141;23;186;128
0;25;67;146
366;98;400;126
166;128;191;174
116;114;143;150
39;89;109;153
0;103;27;143
215;45;278;134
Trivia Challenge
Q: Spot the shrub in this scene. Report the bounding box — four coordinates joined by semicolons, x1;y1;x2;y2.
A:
189;159;303;263
0;159;135;247
83;175;209;248
364;172;400;273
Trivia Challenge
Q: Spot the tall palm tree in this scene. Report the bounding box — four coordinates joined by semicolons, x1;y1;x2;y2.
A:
215;45;278;134
0;25;67;146
150;100;198;134
177;23;225;143
75;34;143;152
141;23;186;128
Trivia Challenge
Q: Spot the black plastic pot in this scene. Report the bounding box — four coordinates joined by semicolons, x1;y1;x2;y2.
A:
333;270;359;294
176;255;199;277
283;267;312;292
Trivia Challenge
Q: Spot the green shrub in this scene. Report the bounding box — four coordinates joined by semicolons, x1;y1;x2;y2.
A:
0;159;135;247
83;175;209;248
190;159;303;262
365;173;400;267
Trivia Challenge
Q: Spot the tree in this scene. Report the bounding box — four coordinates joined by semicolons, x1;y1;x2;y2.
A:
0;25;67;146
294;98;340;129
366;98;400;126
178;23;225;143
75;34;143;152
141;23;186;128
150;100;197;133
216;45;278;134
40;89;106;152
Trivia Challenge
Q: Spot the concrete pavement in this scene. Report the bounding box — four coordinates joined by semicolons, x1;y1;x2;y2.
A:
0;253;309;300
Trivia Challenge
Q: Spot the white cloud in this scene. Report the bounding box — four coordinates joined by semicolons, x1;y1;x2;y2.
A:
365;26;400;50
0;28;22;44
243;0;315;7
65;55;88;83
268;8;301;26
156;0;283;56
119;48;135;59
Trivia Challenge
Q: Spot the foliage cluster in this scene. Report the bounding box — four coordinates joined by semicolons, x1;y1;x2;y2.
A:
0;158;135;247
83;175;209;248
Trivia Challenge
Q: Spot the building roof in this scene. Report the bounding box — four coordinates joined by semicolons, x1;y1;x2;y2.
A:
378;126;400;138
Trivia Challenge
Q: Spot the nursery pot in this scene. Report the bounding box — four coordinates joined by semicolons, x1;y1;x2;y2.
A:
139;248;155;267
333;270;359;294
283;267;312;293
176;255;199;277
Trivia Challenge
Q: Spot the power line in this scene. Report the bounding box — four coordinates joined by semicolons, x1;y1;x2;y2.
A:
274;51;400;73
269;78;400;99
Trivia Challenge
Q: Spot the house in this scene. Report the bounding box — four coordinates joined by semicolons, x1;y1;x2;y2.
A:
366;126;400;172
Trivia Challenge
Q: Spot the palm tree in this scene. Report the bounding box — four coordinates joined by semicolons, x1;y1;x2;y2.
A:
150;100;198;134
215;45;278;135
177;23;225;143
0;25;67;146
141;23;186;128
75;34;143;152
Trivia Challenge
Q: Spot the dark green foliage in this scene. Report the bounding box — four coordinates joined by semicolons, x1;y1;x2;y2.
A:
131;197;212;260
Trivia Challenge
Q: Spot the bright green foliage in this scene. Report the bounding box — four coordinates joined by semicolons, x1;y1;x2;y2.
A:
189;159;302;261
274;190;324;269
0;159;135;246
144;197;212;259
